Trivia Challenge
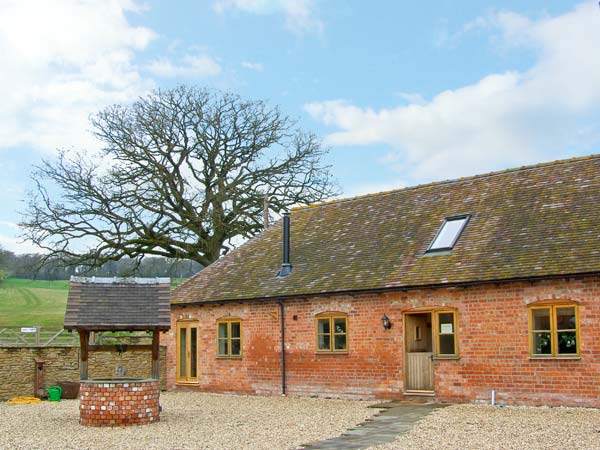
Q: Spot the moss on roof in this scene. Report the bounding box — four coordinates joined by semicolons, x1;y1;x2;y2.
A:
173;154;600;304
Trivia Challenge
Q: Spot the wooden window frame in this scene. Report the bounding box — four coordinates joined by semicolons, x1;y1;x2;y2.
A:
176;320;199;384
433;309;459;358
528;303;580;358
216;318;243;359
315;313;349;354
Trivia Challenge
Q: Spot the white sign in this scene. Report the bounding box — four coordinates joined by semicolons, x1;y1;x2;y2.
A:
20;327;37;333
440;323;453;334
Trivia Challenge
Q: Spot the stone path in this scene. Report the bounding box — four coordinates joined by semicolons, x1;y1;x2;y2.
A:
299;400;450;450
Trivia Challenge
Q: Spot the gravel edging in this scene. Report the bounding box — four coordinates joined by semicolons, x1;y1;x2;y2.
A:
368;404;600;450
0;392;378;450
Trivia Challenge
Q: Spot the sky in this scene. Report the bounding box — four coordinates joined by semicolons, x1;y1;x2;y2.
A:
1;0;599;254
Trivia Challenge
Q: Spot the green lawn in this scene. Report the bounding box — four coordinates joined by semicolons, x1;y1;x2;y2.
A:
0;277;184;327
1;278;70;290
0;278;69;326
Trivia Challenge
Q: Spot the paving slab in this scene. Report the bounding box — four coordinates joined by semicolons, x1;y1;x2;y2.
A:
298;401;450;450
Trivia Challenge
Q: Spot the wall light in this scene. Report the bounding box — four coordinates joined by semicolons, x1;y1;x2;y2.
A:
381;314;392;330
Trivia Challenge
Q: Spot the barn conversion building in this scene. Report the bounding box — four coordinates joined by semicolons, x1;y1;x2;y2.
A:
167;154;600;406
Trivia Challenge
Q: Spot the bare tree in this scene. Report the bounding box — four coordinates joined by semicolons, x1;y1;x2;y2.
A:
20;86;337;268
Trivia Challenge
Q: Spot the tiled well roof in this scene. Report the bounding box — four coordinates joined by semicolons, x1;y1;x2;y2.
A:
173;154;600;305
65;277;171;331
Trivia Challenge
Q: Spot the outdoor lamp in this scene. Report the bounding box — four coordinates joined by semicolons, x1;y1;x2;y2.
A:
381;314;392;329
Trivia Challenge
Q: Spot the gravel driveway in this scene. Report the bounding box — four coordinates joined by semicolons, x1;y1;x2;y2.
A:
5;394;600;450
369;404;600;450
0;392;376;450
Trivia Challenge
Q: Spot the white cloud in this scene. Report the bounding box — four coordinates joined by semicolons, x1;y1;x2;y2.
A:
0;0;156;154
0;221;18;230
306;2;600;181
0;233;41;254
0;221;41;254
435;16;489;48
342;180;406;199
147;54;222;78
213;0;323;35
394;92;427;106
241;61;264;72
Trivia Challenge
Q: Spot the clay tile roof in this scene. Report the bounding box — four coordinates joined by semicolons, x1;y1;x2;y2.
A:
65;277;171;331
173;154;600;305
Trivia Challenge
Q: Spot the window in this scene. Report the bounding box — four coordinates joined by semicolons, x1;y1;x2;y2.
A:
176;321;199;383
428;215;470;252
434;310;458;357
217;318;242;358
529;304;579;357
316;314;348;352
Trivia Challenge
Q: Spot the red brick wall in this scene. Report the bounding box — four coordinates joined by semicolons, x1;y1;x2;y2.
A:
165;277;600;406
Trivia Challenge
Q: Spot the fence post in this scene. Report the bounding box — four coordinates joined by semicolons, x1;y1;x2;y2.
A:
36;326;40;346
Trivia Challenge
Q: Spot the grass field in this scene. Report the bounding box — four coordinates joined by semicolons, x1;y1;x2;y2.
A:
0;278;69;326
0;277;185;327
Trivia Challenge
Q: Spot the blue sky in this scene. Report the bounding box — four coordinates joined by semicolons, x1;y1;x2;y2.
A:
1;0;599;253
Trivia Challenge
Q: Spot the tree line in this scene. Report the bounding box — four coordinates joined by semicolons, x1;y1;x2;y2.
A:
0;247;202;281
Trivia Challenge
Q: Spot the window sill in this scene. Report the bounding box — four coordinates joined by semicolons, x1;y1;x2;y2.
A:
316;351;349;355
529;356;581;361
433;356;460;360
216;356;242;360
175;380;200;385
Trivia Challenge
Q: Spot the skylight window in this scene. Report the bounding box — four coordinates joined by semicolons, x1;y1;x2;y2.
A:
427;215;470;252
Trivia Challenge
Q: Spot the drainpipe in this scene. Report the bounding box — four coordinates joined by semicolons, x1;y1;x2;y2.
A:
279;301;286;396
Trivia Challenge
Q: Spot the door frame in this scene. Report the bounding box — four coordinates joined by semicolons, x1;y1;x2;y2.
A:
403;308;460;394
175;320;200;384
403;311;434;395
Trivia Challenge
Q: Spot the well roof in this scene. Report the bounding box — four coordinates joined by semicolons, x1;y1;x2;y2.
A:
173;154;600;305
65;277;171;331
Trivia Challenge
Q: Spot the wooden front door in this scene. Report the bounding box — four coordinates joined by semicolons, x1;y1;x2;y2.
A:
176;321;199;383
404;312;434;392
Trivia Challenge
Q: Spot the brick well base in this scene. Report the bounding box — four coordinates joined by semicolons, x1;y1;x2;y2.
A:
79;379;160;427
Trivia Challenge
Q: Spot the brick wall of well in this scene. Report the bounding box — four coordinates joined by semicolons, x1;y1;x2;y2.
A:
166;277;600;407
0;346;167;400
79;380;160;427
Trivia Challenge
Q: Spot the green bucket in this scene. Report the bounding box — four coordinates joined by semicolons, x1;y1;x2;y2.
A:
47;385;62;402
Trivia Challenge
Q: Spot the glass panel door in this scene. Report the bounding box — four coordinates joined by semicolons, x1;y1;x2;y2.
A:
178;327;187;379
190;327;198;379
176;321;199;383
